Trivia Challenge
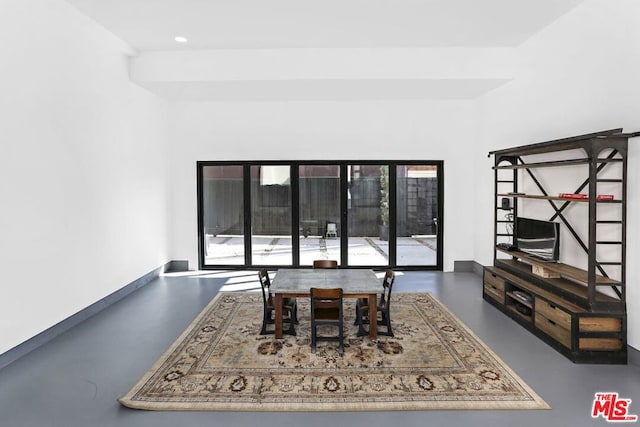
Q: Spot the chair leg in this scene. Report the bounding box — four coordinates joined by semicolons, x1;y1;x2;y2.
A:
284;308;296;336
378;320;393;336
260;309;296;336
377;310;393;337
356;307;367;337
287;320;296;335
311;323;317;353
338;320;344;355
260;311;270;335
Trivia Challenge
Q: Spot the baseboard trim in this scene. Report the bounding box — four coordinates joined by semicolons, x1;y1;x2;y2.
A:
164;260;189;273
454;260;484;276
0;262;170;371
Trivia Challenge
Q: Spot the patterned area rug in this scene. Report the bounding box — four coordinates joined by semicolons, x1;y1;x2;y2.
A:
119;292;549;411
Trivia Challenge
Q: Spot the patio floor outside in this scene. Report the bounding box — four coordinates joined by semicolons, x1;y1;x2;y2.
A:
204;235;437;266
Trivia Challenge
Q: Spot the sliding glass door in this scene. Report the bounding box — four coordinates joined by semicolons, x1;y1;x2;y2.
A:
250;165;292;265
347;165;389;266
396;165;439;266
298;165;341;266
198;161;442;269
201;165;244;265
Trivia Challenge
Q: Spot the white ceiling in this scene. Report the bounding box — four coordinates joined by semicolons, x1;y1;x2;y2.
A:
65;0;583;50
63;0;584;101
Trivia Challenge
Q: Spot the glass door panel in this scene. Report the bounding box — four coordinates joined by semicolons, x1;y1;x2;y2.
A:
298;165;341;265
347;165;389;266
396;165;439;266
202;165;245;265
199;161;443;270
250;165;292;265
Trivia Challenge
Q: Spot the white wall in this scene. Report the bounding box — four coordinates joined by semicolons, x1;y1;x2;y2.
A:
4;0;637;357
168;100;478;271
0;0;170;355
475;0;640;349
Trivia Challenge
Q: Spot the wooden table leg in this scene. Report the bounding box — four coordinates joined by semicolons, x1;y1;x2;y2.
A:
368;294;377;340
274;293;283;339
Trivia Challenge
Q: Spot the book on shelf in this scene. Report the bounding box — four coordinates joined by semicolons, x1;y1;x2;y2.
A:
559;193;588;199
557;193;615;201
512;290;532;304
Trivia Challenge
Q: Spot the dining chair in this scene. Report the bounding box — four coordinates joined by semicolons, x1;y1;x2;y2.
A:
325;223;338;238
310;287;344;355
312;259;338;268
258;269;297;336
355;270;395;337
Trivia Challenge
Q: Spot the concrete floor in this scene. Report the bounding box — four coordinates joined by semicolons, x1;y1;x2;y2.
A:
0;271;638;427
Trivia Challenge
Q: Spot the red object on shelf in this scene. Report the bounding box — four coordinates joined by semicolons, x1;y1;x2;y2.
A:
559;193;588;199
596;194;615;201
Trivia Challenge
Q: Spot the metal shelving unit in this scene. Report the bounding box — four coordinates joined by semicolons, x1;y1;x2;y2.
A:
484;128;638;363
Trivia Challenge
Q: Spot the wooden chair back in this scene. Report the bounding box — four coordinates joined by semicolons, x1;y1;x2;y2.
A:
312;259;338;268
310;287;344;354
380;270;395;308
257;269;272;306
311;287;343;315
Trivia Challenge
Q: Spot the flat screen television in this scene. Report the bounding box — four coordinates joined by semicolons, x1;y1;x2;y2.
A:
515;217;560;262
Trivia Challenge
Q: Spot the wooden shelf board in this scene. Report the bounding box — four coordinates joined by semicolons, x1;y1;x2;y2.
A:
494;259;621;306
506;291;532;308
496;247;621;285
505;305;533;323
494;158;589;169
486;265;584;313
496;193;621;203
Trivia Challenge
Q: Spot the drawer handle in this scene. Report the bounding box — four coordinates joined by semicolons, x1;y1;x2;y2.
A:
548;319;557;326
549;303;557;310
491;273;497;278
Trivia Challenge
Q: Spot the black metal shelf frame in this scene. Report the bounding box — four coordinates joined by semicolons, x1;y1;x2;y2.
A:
491;129;632;311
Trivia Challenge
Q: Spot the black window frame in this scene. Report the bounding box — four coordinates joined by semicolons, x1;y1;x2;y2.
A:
197;160;444;271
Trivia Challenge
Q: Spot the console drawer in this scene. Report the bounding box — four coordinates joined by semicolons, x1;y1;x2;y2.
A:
535;313;571;348
484;270;505;291
579;317;622;333
483;269;505;303
484;283;505;303
578;317;623;351
579;338;623;351
535;299;571;330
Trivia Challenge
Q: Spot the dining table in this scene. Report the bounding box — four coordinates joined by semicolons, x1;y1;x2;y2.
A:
270;268;381;340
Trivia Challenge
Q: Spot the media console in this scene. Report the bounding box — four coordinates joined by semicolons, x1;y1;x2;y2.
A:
484;249;625;363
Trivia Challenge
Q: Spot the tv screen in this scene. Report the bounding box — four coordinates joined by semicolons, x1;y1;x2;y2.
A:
515;217;560;262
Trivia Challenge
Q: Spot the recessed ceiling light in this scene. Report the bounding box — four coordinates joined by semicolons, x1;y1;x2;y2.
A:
174;36;188;43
